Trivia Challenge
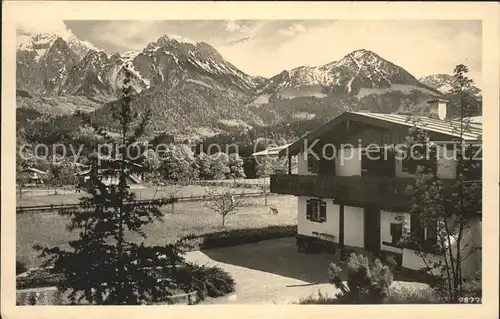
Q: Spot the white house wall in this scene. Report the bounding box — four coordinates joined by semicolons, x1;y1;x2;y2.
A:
436;148;457;179
402;248;444;276
298;197;365;248
335;148;362;176
297;196;339;241
344;206;364;247
458;217;482;279
402;217;481;278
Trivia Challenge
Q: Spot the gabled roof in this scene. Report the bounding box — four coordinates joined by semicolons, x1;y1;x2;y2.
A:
74;169;141;183
351;112;482;140
280;111;482;156
252;144;292;156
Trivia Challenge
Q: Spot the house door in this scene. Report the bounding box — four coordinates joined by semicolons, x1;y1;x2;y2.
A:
364;206;381;253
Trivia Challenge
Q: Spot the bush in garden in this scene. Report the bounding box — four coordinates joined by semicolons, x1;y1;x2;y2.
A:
178;225;297;251
176;263;235;301
328;253;393;304
462;270;482;298
298;290;339;304
385;284;438;304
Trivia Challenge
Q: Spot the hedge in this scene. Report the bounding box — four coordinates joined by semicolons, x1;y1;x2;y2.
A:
17;267;63;290
177;225;297;251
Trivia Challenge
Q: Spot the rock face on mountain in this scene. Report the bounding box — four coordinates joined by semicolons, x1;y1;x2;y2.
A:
17;33;261;101
257;49;439;99
17;33;81;95
17;33;456;136
419;74;456;94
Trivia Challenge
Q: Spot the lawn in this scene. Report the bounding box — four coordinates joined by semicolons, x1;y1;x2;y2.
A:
16;192;297;269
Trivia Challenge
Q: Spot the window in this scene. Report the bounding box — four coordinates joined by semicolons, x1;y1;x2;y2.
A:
306;199;326;223
411;214;438;249
307;154;320;173
402;148;437;175
362;148;395;177
390;223;403;245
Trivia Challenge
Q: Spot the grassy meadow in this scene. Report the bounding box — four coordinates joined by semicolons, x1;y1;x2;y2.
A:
16;186;297;269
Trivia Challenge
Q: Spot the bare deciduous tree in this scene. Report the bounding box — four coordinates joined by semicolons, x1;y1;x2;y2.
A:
205;187;241;227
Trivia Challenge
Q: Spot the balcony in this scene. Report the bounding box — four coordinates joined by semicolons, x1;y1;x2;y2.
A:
270;174;417;211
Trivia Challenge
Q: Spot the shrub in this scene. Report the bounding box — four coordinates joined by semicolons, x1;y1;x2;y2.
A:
178;225;297;251
176;263;235;301
386;284;438;304
298;290;339;304
328;253;393;304
462;279;482;298
16;267;64;290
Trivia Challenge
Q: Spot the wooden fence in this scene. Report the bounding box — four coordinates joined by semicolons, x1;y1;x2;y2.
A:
16;191;275;214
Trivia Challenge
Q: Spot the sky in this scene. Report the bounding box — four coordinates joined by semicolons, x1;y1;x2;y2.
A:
17;19;482;85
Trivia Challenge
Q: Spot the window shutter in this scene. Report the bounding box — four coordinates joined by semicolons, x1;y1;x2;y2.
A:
306;200;312;220
319;201;327;222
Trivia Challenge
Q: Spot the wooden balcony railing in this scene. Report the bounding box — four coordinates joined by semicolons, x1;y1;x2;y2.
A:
270;174;417;211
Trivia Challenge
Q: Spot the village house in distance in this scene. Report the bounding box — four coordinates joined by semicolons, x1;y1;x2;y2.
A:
269;99;482;277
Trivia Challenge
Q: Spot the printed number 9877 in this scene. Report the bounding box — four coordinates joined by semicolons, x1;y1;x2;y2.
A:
459;297;481;303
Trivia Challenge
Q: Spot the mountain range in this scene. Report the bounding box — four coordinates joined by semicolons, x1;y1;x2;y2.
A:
16;32;478;138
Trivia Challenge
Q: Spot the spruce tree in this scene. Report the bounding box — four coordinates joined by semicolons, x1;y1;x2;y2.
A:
36;63;185;305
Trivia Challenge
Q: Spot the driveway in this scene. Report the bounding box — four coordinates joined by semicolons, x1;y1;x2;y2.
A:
184;237;340;304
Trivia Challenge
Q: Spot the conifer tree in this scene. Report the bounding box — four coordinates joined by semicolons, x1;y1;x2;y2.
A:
37;63;185;305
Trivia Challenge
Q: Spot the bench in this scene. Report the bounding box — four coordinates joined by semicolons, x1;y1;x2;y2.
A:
296;233;337;254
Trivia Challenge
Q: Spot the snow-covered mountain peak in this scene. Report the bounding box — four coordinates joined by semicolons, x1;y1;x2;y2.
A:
145;34;198;52
121;50;141;62
31;33;59;45
157;34;198;45
349;49;376;59
66;35;102;59
258;48;428;96
17;32;103;60
17;33;58;51
419;74;457;94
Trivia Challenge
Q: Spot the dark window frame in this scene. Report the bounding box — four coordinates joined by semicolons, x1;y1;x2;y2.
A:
411;214;439;249
306;198;327;223
402;157;438;175
390;222;403;245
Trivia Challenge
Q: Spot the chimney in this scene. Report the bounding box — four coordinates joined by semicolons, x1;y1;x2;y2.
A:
427;99;448;120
